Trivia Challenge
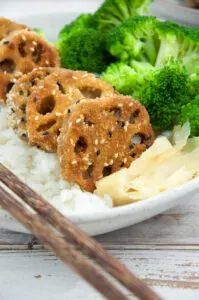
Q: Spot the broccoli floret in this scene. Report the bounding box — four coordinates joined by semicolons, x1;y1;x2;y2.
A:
180;95;199;137
95;0;154;35
56;28;111;73
101;62;138;95
139;60;190;131
107;16;159;64
178;27;199;75
33;28;47;39
59;14;96;39
102;60;154;96
155;24;199;74
190;66;199;98
155;21;183;67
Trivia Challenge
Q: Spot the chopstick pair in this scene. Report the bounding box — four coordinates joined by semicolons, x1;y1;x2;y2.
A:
0;163;160;300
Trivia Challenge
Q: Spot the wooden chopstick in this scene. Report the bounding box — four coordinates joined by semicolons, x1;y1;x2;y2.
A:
0;186;127;300
0;163;161;300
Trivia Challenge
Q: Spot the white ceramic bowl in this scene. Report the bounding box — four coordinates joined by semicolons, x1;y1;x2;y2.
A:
0;12;199;236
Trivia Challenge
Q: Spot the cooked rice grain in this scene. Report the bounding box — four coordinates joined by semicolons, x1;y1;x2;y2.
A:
0;105;112;214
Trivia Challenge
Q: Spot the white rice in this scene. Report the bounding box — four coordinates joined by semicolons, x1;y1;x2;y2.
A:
0;105;113;215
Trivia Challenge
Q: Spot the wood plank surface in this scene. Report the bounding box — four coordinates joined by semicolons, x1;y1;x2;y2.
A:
1;1;199;299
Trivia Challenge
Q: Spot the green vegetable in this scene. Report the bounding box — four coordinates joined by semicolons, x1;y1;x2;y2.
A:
95;0;154;35
178;27;199;75
138;60;190;131
107;15;158;64
155;21;183;67
101;60;154;96
180;95;199;137
190;66;199;98
33;28;47;39
59;13;96;38
56;28;111;73
56;12;111;72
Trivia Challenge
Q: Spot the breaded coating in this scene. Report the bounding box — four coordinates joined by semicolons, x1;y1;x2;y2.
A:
7;67;58;141
26;69;117;152
0;17;29;41
57;95;155;192
0;29;60;102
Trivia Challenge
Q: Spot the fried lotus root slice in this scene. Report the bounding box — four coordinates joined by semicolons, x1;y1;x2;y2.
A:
7;67;59;141
0;17;29;41
57;96;155;192
26;70;116;152
0;29;60;102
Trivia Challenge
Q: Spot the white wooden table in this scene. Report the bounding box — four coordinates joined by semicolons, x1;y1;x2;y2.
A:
1;194;199;300
1;1;199;299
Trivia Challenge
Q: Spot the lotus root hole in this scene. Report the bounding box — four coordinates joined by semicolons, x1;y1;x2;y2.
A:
57;82;65;94
0;59;16;73
82;165;93;180
6;82;14;94
132;134;143;145
109;107;122;118
32;44;42;63
36;95;56;115
79;87;102;99
130;110;139;124
103;166;112;177
74;136;87;154
18;42;27;57
37;120;56;132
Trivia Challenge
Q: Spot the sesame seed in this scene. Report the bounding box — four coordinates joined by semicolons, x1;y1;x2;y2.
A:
12;78;17;83
83;157;89;161
114;153;118;158
72;160;77;165
88;162;92;166
111;126;115;132
30;47;35;52
45;60;49;65
35;116;39;121
100;138;105;144
96;150;100;156
70;138;74;144
21;35;26;41
52;89;56;95
59;157;62;162
76;118;81;123
108;131;112;138
117;103;123;108
129;102;134;107
109;159;113;165
129;144;134;150
55;112;62;116
32;41;37;46
82;73;88;78
72;76;77;80
94;139;99;145
124;126;128;132
69;122;72;128
42;131;49;136
124;158;127;163
104;163;109;167
69;87;73;93
125;121;129;127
